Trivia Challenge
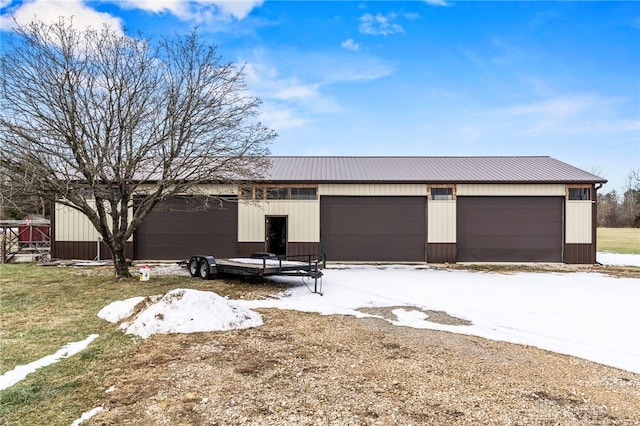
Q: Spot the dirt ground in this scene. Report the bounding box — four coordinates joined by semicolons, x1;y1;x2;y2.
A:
93;305;639;425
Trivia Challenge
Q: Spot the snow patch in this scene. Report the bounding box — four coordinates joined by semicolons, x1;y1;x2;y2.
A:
100;289;263;339
98;297;145;323
70;406;104;426
597;252;640;267
0;334;99;391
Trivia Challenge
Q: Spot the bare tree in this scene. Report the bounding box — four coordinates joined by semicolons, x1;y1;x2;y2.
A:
622;170;640;227
0;19;275;278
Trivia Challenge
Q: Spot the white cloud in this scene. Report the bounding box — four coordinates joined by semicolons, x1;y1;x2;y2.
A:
359;12;404;36
0;0;123;33
423;0;450;6
243;60;336;130
500;95;601;119
214;0;263;20
114;0;263;22
274;82;320;101
258;104;311;130
341;38;360;51
242;49;394;131
492;94;640;136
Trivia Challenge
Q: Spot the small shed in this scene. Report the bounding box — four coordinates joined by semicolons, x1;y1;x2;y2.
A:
18;214;50;244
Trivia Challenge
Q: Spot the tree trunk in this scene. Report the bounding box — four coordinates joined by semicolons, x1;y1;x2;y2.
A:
111;242;131;279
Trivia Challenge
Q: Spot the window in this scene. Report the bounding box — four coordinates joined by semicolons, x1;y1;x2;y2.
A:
291;187;317;200
569;187;590;201
431;187;453;200
239;187;253;200
254;187;264;200
266;187;287;200
239;186;318;200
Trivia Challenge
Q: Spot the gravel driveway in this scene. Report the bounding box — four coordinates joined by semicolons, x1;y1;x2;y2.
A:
95;307;639;425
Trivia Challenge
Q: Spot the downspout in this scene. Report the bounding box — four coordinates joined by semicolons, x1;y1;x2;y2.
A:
593;183;603;265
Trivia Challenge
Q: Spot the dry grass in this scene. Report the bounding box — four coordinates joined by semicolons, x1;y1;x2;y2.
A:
598;227;640;254
0;263;288;425
2;262;639;425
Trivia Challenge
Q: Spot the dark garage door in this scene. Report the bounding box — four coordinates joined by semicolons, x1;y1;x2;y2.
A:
134;196;238;260
457;196;563;262
320;196;426;262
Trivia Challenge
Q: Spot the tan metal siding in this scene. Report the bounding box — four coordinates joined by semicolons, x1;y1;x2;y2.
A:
238;200;320;242
456;184;565;196
565;201;592;244
55;201;133;242
319;184;426;196
55;202;101;241
427;201;456;243
135;183;237;196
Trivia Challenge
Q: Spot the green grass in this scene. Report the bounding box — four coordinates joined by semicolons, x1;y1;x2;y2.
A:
597;228;640;254
0;264;229;425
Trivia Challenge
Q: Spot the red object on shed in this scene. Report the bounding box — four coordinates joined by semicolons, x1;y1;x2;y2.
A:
18;214;50;243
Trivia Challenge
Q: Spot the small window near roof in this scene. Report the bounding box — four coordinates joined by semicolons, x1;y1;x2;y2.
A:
291;187;317;200
266;187;287;200
239;187;253;200
431;187;453;200
569;187;590;201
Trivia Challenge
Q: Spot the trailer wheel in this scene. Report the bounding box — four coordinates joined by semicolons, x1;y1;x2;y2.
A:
188;258;199;277
198;259;211;280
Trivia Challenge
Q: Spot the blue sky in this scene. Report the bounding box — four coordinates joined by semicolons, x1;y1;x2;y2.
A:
1;1;638;192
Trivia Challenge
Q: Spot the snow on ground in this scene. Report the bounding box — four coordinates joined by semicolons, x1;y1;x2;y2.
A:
99;288;263;339
97;257;639;373
0;334;99;391
597;252;640;267
3;256;636;423
70;407;104;426
242;265;639;373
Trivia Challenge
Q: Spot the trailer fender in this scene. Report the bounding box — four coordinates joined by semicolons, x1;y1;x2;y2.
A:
197;256;218;280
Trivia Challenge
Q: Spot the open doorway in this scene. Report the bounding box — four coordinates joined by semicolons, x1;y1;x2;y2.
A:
266;216;287;256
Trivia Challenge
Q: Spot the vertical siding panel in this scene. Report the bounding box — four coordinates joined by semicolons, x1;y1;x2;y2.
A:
428;201;456;243
319;184;425;196
238;200;319;243
457;184;565;196
566;201;592;244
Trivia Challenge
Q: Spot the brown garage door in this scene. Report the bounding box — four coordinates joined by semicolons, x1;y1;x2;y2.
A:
134;196;238;260
457;196;563;262
320;196;426;262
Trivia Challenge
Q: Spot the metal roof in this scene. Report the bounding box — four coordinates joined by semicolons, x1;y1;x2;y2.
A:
261;156;606;184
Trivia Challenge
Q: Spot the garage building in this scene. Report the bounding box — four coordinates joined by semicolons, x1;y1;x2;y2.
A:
52;156;605;264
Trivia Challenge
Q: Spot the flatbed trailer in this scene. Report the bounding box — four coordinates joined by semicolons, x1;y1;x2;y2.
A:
187;253;324;295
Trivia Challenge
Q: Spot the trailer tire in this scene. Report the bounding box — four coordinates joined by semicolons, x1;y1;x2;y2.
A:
188;257;199;277
198;259;211;280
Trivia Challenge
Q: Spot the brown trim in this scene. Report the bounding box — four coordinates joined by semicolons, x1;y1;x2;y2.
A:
50;200;56;257
287;242;321;257
238;242;266;257
52;241;133;261
426;243;456;263
564;244;595;264
592;183;597;264
427;184;457;200
238;242;321;258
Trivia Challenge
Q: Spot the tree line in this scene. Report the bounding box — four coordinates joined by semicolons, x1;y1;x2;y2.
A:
597;170;640;228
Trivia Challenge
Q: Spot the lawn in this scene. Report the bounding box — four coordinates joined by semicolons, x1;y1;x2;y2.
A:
597;227;640;254
1;262;639;425
0;264;284;425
